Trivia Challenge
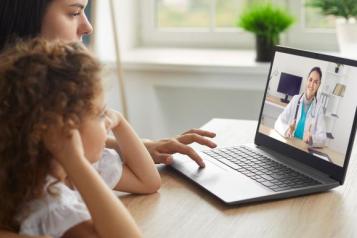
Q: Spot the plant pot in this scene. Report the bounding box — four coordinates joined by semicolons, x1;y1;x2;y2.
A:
336;18;357;57
255;35;277;62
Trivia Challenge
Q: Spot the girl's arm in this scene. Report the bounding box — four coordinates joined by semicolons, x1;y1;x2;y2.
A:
44;129;141;238
105;110;161;194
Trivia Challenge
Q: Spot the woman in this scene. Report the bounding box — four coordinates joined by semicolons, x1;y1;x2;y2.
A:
0;0;217;168
274;67;327;147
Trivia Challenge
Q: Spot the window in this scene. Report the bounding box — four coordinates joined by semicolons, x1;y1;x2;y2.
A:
157;0;211;28
157;0;247;28
287;0;337;51
304;6;335;29
140;0;338;51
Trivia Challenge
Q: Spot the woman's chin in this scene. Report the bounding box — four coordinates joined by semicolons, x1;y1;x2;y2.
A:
306;92;314;100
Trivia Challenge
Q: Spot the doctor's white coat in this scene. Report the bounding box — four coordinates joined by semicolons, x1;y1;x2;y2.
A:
274;94;327;147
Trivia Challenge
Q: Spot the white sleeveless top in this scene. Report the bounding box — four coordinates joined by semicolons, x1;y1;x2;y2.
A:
16;148;123;238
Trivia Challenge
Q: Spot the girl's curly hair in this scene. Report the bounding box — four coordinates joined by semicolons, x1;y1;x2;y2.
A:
0;38;102;231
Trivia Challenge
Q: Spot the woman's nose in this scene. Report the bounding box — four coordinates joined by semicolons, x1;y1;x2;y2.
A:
79;14;93;37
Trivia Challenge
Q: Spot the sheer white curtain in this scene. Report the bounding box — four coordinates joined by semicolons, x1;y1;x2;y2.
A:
109;0;128;119
92;0;129;119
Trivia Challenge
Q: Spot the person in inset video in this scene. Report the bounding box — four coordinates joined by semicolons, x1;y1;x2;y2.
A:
274;67;326;147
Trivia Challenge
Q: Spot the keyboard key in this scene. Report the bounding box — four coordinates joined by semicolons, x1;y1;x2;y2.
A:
261;181;275;187
216;158;239;170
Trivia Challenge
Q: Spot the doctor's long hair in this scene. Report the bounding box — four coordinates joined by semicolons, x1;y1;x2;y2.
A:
307;66;322;98
0;39;102;231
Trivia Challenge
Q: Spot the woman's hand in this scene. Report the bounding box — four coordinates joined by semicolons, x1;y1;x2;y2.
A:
287;119;296;138
143;129;217;167
303;124;313;145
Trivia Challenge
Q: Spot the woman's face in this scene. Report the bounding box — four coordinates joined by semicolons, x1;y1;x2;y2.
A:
41;0;93;42
306;70;321;100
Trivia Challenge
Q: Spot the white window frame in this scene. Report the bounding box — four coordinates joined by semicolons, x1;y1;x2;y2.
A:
139;0;338;51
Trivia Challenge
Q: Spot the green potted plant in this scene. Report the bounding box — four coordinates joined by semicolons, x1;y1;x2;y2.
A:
237;3;294;62
307;0;357;56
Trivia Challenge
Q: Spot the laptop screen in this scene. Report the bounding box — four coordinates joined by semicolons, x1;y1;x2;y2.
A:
258;51;357;167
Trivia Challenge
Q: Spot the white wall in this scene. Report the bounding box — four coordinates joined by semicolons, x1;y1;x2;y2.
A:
268;52;328;99
332;66;357;153
104;66;267;139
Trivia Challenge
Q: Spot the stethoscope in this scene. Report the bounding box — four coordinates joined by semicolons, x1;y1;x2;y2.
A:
294;93;318;121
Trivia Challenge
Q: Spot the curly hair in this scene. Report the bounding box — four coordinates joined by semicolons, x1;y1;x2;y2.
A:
0;38;102;231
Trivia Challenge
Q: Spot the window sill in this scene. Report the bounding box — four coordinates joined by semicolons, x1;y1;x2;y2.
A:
119;48;270;75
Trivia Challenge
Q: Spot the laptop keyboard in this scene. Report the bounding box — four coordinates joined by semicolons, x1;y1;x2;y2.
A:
202;146;321;192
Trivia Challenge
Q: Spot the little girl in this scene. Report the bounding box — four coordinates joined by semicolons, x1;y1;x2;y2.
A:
0;38;161;237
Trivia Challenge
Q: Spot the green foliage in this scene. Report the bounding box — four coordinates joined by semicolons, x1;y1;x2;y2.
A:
237;3;294;40
306;0;357;20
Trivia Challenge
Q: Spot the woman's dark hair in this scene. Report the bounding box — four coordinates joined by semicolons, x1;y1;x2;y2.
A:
308;66;322;82
0;0;54;51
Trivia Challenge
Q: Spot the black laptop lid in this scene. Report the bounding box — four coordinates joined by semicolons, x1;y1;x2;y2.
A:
255;46;357;184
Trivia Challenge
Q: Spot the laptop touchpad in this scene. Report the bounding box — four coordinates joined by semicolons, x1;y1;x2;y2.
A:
171;155;271;203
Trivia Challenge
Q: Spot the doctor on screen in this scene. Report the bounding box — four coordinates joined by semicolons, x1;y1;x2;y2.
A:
274;67;327;147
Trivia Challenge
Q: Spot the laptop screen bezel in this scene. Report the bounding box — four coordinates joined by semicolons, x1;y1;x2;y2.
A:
254;46;357;184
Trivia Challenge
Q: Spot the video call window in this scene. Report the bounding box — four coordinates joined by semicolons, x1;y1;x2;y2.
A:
259;52;357;167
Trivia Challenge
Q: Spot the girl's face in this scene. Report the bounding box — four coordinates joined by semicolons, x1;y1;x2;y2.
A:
306;71;321;100
41;0;93;42
79;90;110;163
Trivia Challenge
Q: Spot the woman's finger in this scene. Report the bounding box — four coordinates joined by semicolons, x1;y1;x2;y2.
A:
177;133;217;148
153;153;173;165
164;141;205;167
182;129;216;138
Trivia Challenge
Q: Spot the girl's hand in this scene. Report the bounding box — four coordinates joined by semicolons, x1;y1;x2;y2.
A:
104;109;123;131
43;126;85;167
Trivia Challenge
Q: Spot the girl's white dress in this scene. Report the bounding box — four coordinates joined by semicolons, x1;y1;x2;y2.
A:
16;148;123;238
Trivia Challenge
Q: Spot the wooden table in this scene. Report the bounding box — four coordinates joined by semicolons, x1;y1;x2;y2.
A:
259;124;345;166
119;119;357;238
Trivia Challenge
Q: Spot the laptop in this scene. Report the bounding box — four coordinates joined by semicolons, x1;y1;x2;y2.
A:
170;46;357;205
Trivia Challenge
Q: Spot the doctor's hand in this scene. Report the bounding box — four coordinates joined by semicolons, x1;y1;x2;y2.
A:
303;124;313;145
287;119;297;138
143;129;217;168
